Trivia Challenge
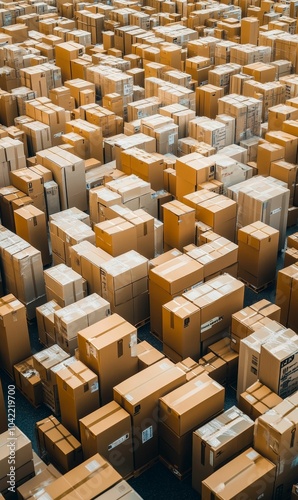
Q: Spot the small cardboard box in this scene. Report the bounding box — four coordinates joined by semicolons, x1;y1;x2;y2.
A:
14;357;43;407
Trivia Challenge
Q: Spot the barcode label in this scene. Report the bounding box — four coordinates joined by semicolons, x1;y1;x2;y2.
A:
85;460;100;473
108;433;129;451
142;426;153;444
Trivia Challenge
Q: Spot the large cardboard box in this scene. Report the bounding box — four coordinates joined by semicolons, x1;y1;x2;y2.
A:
44;264;87;308
10;167;45;211
79;401;133;478
36;415;83;473
238;221;279;288
0;426;34;494
192;406;254;495
254;396;298;500
40;454;122;500
149;254;204;338
159;372;224;436
56;360;99;439
238;381;283;420
33;344;70;383
77;314;138;405
36;300;62;347
259;330;298;398
0;294;31;377
14;204;51;266
163;199;195;251
113;359;186;470
94;216;138;257
201;448;276;500
276;263;298;331
231;299;281;353
196;194;237;242
162;296;201;361
17;464;61;500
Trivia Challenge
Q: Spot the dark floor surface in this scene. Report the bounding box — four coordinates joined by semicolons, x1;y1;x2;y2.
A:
0;224;297;499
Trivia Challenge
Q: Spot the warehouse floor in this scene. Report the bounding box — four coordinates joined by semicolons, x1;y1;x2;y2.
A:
0;223;297;499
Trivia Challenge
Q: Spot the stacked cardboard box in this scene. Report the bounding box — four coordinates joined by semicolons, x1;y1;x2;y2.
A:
254;392;298;499
14;204;51;266
56;359;99;439
0;294;31;377
33;344;70;414
120;147;165;191
79;401;134;478
192;406;254;495
14;357;43;407
231;299;281;352
0;427;34;495
54;293;111;355
114;359;186;471
276;262;298;331
36;300;62;347
10;167;46;212
159;372;225;476
44;263;87;307
239;381;283;420
78;313;138;405
35;415;82;473
163;199;195;252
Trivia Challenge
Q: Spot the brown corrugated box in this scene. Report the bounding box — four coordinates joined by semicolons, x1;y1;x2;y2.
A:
14;357;43;407
136;340;165;370
238;380;283;420
79;401;133;478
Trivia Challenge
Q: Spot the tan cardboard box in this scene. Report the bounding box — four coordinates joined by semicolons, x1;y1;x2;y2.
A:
36;300;61;347
238;221;279;288
276;263;298;330
163;199;195;252
201;448;276;500
14;204;51;266
238;380;283;420
14;357;43;407
79;401;133;478
17;464;61;500
40;454;122;499
0;427;33;491
136;340;165;370
33;344;70;382
198;352;227;385
254;397;298;499
114;359;186;470
44;263;87;307
259;330;298;398
287;232;298;250
159;372;224;436
192;406;254;495
0;294;31;377
162;296;201;360
208;337;239;383
56;360;99;439
36;415;82;473
77;314;138;405
149;254;204;338
94;216;138;256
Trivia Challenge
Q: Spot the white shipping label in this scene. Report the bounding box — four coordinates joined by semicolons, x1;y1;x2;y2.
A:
142;426;153;444
168;134;175;145
85;460;100;473
130;333;138;357
270;207;281;216
90;381;99;393
201;316;223;333
209;450;214;467
108;433;129;451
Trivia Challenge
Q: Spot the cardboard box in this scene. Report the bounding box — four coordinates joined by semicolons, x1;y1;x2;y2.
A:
208;337;239;383
201;448;276;500
114;359;186;470
79;401;133;478
159;372;224;436
0;294;31;377
33;344;70;383
238;221;279;288
14;357;43;407
77;314;138;405
44;263;87;308
14;204;51;266
94;216;138;257
238;381;283;420
192;406;254;495
149;254;204;338
17;464;61;500
40;454;122;499
163;199;195;252
254;397;298;499
162;296;201;361
36;300;61;347
259;330;298;398
276;263;298;331
36;415;83;473
136;340;165;370
0;427;33;493
198;352;227;385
